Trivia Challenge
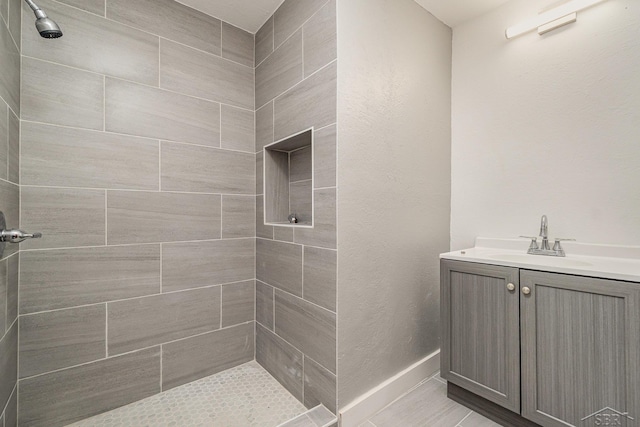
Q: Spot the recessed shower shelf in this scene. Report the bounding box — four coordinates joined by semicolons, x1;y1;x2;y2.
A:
264;128;314;228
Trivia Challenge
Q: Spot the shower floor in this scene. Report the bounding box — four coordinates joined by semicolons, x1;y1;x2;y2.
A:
67;361;307;427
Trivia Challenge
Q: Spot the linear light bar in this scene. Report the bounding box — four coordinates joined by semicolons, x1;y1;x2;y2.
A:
505;0;608;39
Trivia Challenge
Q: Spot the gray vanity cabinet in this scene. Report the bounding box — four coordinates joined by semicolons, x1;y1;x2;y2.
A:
440;260;521;413
442;259;640;427
520;270;640;427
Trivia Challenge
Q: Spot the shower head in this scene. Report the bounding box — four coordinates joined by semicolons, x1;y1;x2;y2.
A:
24;0;63;38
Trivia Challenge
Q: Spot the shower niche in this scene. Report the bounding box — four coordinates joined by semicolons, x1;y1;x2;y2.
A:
264;128;314;227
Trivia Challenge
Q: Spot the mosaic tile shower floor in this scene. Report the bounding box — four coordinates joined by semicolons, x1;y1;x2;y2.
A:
68;361;307;427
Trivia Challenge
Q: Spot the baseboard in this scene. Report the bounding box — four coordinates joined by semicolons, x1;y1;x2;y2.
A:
338;350;440;427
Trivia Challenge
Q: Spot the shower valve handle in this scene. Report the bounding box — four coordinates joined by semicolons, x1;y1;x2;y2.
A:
0;229;43;243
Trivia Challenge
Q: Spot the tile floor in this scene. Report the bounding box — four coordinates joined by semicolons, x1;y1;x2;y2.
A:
359;373;500;427
68;361;307;427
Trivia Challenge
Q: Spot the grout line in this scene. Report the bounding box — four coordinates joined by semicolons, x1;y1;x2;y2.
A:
19;320;255;382
20;279;255;317
255;58;336;112
158;37;161;88
158;141;162;191
159;243;163;293
104;303;108;358
160;344;163;392
102;75;106;131
104;190;108;245
21;183;254;197
455;410;474;427
218;285;223;329
21;117;255;155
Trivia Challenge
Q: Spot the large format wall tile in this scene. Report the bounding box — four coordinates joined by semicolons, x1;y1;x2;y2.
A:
256;101;274;152
107;0;221;56
222;22;254;67
160;40;253;110
0;0;8;24
22;57;104;130
162;323;254;391
21;187;106;250
256;323;303;401
275;290;336;373
20;245;161;314
0;180;18;259
19;305;106;379
161;142;255;194
256;30;303;109
0;15;19;115
21;122;159;190
303;246;336;312
0;101;8;181
256;239;302;296
6;253;17;328
105;78;220;147
7;108;17;184
274;61;336;141
303;0;336;77
256;280;274;330
295;188;336;249
290;146;312;182
162;239;254;292
255;16;274;66
22;0;159;86
273;0;327;48
0;259;7;334
221;105;255;153
314;125;336;188
290;181;312;223
55;0;104;15
256;151;264;194
7;0;20;50
4;386;16;427
304;356;337;413
256;196;274;239
222;195;255;239
221;281;255;327
108;286;221;355
0;322;17;413
107;191;221;244
18;347;161;427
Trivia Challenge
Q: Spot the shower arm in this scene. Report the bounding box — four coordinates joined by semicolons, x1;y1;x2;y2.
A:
24;0;48;19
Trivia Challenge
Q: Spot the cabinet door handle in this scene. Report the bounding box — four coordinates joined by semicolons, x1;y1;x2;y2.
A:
522;287;531;295
507;283;516;291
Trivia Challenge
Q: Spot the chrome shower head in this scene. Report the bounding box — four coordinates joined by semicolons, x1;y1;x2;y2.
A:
24;0;63;38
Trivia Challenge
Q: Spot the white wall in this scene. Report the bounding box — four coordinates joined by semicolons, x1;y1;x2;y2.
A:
337;0;451;408
452;0;640;250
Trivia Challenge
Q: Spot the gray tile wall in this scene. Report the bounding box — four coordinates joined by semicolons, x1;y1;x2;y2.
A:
17;0;256;425
0;0;19;423
254;0;338;414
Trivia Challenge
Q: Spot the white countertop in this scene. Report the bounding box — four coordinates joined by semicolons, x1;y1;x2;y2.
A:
440;238;640;283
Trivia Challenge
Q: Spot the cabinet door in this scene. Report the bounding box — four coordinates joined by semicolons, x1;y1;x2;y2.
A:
441;260;521;412
521;270;640;427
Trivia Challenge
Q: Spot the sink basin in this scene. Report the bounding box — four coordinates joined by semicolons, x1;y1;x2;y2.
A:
487;253;593;267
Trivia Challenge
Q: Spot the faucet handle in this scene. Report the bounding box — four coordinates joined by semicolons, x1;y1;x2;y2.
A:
552;238;575;249
520;236;539;251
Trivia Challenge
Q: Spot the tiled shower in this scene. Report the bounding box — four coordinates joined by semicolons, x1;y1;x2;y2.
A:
0;0;338;425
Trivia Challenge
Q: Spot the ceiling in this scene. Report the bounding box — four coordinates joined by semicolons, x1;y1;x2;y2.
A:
176;0;511;34
414;0;512;27
176;0;285;33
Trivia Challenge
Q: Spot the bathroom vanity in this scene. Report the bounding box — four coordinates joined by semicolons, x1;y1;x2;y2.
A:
440;239;640;427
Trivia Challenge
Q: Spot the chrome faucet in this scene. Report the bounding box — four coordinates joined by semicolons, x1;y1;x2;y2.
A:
539;215;550;250
521;215;574;257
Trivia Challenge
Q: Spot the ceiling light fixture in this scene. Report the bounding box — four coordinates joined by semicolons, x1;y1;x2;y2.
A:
505;0;608;39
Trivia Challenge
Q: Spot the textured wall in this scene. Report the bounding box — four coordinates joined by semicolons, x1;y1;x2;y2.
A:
336;0;452;408
254;0;338;414
17;0;256;425
451;0;640;250
0;0;20;425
